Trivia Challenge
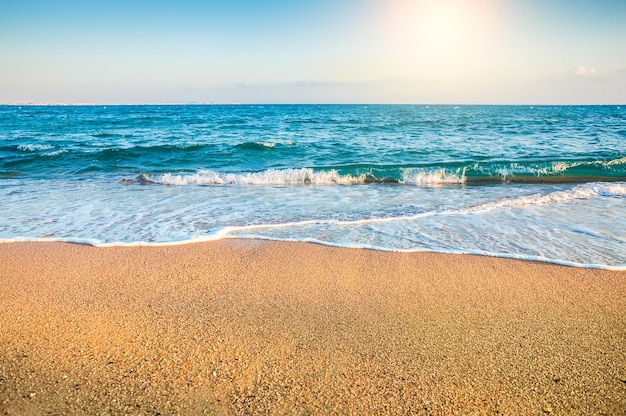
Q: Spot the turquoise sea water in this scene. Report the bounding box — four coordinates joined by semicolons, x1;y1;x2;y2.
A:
1;104;624;269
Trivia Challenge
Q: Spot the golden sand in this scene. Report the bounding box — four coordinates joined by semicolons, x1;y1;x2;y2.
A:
0;240;624;415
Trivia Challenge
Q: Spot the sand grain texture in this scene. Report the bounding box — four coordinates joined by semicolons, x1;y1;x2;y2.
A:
0;240;625;415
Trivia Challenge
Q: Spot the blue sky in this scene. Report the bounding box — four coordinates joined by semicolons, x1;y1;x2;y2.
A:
1;0;625;104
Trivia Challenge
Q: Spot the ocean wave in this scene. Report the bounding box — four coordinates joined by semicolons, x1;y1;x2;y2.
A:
402;158;626;185
401;168;466;185
129;158;626;187
140;168;366;185
465;183;626;214
235;141;294;150
17;143;54;151
479;158;626;181
236;141;276;150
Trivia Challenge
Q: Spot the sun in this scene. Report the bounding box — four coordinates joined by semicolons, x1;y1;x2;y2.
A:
419;3;464;52
382;0;497;76
385;0;471;54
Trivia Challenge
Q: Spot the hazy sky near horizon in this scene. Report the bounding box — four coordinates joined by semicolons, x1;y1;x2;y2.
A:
1;0;625;104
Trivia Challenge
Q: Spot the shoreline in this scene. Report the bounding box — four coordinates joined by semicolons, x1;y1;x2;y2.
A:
1;240;625;414
1;237;624;271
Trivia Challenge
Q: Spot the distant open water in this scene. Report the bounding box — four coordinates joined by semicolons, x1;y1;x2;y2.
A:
1;104;624;269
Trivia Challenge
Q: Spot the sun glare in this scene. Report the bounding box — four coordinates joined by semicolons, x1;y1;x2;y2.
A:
383;0;497;78
420;3;463;51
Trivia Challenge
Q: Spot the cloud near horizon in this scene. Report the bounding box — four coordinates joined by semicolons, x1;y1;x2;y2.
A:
234;79;380;89
574;65;598;77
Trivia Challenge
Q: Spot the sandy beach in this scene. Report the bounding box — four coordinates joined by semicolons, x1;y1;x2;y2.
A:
0;240;624;415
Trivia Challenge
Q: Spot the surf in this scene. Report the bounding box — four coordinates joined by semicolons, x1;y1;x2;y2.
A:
125;157;626;187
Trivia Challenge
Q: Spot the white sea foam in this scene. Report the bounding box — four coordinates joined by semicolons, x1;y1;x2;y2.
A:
401;168;466;186
2;178;624;270
43;150;67;156
2;234;622;271
17;143;54;151
467;183;626;213
607;156;626;166
256;141;276;148
237;237;626;271
223;183;626;231
494;161;574;178
601;183;626;196
146;168;366;185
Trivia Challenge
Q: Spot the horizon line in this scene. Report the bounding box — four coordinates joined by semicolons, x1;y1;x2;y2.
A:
1;102;624;107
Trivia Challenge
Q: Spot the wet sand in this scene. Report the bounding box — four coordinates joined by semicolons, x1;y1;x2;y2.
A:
1;240;624;415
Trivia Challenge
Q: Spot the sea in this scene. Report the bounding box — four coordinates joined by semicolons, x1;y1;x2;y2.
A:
1;104;624;269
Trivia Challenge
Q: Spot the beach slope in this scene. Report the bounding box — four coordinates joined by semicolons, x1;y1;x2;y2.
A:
1;240;624;415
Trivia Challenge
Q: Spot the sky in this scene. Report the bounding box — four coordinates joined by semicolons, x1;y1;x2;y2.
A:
1;0;625;104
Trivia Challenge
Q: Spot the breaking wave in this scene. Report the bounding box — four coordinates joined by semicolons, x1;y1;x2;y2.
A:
17;143;54;151
139;168;366;185
131;158;626;187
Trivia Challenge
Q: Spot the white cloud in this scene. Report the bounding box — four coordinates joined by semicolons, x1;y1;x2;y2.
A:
574;65;597;77
233;79;379;89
